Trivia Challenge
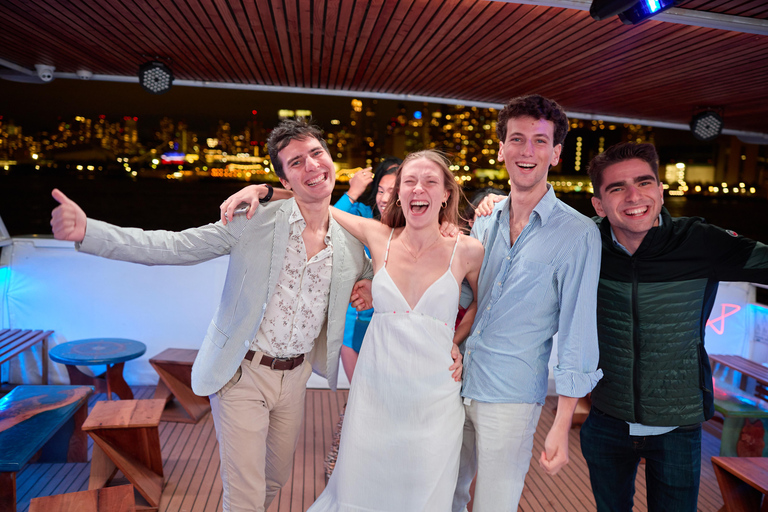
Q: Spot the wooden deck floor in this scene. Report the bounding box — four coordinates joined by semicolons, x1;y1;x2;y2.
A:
14;386;725;512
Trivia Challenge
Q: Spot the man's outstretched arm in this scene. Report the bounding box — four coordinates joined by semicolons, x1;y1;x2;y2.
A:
50;188;238;265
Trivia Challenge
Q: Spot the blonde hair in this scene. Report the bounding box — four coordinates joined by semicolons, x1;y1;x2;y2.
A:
382;150;464;229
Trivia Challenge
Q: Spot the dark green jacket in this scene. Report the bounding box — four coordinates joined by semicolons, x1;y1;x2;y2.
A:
592;207;768;426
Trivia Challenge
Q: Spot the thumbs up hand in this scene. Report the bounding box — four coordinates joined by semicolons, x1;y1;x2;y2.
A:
50;189;87;242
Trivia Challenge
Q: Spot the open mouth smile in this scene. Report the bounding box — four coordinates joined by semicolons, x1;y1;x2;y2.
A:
409;200;430;214
623;206;649;217
306;172;328;187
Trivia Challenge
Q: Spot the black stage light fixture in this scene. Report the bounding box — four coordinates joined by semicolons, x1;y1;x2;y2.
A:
690;109;724;142
590;0;679;24
138;61;173;95
589;0;637;21
618;0;679;24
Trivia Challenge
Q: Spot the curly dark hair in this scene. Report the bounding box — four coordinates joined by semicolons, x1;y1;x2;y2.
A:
496;94;569;147
267;118;331;180
588;142;659;198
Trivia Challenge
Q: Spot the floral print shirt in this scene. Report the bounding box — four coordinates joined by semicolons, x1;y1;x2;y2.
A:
252;202;334;357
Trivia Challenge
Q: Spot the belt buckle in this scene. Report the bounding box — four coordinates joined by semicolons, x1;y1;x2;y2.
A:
271;357;288;370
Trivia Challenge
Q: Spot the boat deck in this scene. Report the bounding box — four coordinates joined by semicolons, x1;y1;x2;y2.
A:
14;386;725;511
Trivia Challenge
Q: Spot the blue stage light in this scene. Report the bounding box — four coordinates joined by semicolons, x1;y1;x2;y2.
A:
619;0;679;24
590;0;679;24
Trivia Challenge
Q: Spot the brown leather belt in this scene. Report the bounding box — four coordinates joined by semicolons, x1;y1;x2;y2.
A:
245;350;304;371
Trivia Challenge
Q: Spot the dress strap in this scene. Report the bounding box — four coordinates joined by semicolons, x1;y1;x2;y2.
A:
384;228;395;267
448;233;460;268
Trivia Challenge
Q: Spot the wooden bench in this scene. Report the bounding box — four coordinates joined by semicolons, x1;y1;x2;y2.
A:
0;329;53;387
0;385;93;512
713;382;768;457
29;485;135;512
711;354;768;402
711;456;768;511
149;348;210;423
83;399;165;511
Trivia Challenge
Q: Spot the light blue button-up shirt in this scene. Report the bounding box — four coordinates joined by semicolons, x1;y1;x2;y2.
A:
461;186;603;405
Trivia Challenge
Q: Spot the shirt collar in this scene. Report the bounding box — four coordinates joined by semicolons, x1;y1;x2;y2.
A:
495;184;557;227
610;214;663;255
533;185;557;226
288;201;333;245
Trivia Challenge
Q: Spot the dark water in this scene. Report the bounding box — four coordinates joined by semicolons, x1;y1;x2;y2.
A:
2;171;767;243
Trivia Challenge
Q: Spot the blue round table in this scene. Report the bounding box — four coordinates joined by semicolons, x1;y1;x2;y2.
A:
49;338;146;400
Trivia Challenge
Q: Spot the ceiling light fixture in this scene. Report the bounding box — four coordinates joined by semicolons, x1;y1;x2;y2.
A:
138;61;173;95
690;109;724;142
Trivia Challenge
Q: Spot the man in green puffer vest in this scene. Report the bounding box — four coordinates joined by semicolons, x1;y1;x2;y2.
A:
580;141;768;512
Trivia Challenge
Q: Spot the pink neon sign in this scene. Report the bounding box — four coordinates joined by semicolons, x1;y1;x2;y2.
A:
706;303;742;335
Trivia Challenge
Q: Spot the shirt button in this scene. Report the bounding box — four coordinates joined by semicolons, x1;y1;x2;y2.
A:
498;282;502;286
244;340;249;347
506;256;511;260
486;306;491;310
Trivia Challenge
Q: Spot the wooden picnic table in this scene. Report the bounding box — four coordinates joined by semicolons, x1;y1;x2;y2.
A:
0;385;93;512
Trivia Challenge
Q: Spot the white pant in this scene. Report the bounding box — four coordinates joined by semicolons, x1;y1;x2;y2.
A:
453;400;542;512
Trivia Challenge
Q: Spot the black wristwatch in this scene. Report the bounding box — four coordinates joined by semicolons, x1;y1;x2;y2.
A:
259;184;274;204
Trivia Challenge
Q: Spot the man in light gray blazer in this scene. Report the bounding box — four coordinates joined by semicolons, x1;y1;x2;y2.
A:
51;119;373;512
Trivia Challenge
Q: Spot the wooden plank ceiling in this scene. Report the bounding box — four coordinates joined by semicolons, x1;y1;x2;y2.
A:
0;0;766;134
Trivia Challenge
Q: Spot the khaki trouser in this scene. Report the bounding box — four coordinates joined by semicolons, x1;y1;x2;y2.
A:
209;352;313;512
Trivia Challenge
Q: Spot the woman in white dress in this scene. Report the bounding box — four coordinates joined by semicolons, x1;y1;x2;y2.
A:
223;150;484;510
306;150;483;511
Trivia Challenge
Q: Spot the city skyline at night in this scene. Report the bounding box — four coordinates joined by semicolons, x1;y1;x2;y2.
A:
1;77;766;198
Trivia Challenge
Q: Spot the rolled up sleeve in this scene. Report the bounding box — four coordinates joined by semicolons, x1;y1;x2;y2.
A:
553;224;603;398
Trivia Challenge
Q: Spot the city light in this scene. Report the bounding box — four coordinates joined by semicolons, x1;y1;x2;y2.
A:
1;107;764;203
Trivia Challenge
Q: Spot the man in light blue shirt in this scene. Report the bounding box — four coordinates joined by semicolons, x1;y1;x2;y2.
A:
453;95;603;512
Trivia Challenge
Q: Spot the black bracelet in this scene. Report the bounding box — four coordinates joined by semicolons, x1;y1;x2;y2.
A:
259;184;274;203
